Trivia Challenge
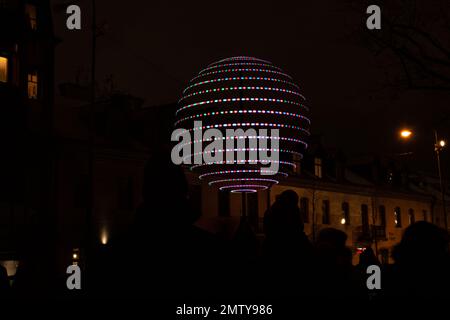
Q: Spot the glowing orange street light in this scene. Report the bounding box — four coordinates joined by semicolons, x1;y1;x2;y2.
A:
400;129;413;139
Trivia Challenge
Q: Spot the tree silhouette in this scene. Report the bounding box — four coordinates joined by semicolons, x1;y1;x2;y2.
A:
345;0;450;92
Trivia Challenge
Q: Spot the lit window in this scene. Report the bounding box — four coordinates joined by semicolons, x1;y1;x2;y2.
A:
394;207;402;228
388;171;394;183
342;202;350;225
0;56;7;82
314;158;322;178
25;4;37;30
27;71;38;99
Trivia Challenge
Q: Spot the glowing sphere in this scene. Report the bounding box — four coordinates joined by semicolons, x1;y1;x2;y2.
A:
176;56;310;192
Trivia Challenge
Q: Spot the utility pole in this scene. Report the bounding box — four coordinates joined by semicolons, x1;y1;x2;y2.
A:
85;0;96;288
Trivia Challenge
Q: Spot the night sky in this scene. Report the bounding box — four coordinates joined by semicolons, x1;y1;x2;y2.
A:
51;0;450;173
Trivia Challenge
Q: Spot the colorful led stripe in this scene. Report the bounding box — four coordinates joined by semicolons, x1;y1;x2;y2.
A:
208;178;279;186
190;160;296;170
191;68;293;82
186;123;310;135
175;136;308;151
176;97;307;115
220;185;269;191
230;189;258;193
179;86;306;103
182;148;303;163
209;57;272;66
182;76;300;94
174;109;311;126
199;170;288;180
199;62;283;74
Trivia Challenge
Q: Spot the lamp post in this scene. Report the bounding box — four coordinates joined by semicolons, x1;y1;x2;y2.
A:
399;129;447;230
434;130;448;231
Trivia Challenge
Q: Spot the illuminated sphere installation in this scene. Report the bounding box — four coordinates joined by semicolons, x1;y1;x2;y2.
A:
175;56;310;193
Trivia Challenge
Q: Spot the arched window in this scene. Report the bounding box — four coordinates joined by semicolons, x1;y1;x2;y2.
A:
0;56;7;82
394;207;402;228
342;202;350;225
315;158;322;178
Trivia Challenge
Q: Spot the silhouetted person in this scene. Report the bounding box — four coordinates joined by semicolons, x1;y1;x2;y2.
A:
356;247;381;300
385;221;450;298
263;190;311;258
314;228;362;298
357;247;379;270
232;216;259;262
0;264;9;296
262;190;314;297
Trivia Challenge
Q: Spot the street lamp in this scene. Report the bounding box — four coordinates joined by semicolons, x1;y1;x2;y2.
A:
400;129;413;139
399;128;448;230
434;130;447;231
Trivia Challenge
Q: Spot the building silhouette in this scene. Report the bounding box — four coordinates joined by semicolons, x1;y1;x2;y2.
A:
0;0;56;280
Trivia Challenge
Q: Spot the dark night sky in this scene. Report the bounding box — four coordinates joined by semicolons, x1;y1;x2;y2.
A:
51;0;450;174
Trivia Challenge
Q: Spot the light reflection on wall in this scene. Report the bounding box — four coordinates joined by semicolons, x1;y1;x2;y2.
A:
100;228;109;245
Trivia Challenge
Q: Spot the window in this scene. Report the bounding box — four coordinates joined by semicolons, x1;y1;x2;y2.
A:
361;204;369;233
293;154;302;175
408;209;415;225
423;210;428;222
342;202;350;225
379;205;386;227
118;176;134;211
394;207;402;228
218;190;230;217
300;197;309;223
25;4;37;30
387;171;394;184
314;158;322;178
27;71;38;99
322;200;330;224
0;56;7;82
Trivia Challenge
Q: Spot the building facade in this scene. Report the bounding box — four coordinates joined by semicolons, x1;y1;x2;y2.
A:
0;0;55;263
192;144;446;265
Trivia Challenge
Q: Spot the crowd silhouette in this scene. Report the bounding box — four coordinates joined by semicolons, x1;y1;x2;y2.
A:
3;153;450;300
